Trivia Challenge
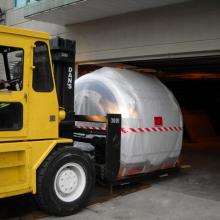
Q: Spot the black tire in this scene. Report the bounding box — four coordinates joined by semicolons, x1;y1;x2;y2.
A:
35;145;95;216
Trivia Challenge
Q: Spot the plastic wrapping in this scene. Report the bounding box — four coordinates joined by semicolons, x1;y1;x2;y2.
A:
75;67;183;177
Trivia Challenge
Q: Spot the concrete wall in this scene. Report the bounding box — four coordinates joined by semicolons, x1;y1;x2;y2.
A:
60;0;220;63
0;0;66;37
1;0;220;64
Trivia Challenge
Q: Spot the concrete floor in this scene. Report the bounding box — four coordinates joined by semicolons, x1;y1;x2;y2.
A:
43;187;220;220
42;148;220;220
2;146;220;220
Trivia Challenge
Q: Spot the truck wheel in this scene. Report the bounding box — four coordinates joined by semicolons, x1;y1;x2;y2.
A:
35;146;95;216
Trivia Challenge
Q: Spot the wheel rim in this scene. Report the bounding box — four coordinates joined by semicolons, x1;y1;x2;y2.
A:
54;162;86;202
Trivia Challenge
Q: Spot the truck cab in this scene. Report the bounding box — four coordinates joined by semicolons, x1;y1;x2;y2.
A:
0;27;60;141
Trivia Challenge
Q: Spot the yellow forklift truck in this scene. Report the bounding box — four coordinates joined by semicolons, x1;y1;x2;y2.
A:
0;26;122;216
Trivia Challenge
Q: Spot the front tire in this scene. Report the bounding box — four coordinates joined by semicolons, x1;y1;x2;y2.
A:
35;146;95;216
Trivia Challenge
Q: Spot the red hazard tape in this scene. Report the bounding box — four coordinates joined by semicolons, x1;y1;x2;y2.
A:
75;125;106;131
75;125;182;133
121;126;182;134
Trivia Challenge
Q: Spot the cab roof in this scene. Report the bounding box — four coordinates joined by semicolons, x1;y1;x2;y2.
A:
0;25;50;40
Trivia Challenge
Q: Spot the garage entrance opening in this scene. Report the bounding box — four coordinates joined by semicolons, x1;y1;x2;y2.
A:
79;55;220;148
78;55;220;201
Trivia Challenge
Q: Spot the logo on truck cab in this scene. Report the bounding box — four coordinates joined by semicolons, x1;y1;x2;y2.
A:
67;67;73;90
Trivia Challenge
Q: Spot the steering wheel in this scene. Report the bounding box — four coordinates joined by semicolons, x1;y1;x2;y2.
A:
6;78;22;91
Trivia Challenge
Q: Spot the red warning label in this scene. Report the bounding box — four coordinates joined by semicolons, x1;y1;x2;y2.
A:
154;116;163;127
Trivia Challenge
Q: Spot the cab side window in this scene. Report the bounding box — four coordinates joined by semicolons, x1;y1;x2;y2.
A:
0;45;24;131
7;49;24;90
33;41;54;92
0;46;24;91
0;102;23;131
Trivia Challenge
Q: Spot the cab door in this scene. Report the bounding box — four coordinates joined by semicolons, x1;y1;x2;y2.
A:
27;41;59;140
0;39;29;141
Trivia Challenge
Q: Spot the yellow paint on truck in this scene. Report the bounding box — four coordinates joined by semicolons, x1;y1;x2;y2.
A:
0;25;73;198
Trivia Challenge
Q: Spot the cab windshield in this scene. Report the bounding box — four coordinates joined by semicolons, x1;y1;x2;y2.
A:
0;46;24;91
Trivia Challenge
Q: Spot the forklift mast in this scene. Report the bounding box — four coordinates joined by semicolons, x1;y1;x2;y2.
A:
50;37;122;183
50;38;76;138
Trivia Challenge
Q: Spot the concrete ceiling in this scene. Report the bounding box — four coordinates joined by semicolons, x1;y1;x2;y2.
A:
25;0;191;25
